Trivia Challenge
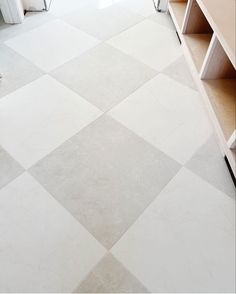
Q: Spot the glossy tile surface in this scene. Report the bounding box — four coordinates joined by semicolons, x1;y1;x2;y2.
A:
52;43;157;111
0;75;101;168
5;20;99;71
30;116;180;249
108;20;182;70
112;168;235;293
0;173;106;293
74;253;149;293
109;74;213;164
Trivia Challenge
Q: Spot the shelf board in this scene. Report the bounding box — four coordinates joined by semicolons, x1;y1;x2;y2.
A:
168;1;187;31
197;0;236;68
202;79;236;141
183;33;212;71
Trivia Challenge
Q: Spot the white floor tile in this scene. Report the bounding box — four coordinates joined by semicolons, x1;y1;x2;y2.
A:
5;20;99;72
118;0;156;17
0;75;102;168
149;12;175;31
109;74;212;164
49;0;94;17
51;43;156;111
112;168;235;293
93;0;123;9
0;11;55;43
107;19;182;71
63;4;143;41
0;173;106;292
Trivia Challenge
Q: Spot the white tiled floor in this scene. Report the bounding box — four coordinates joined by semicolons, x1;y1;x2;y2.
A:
112;168;235;293
63;4;144;40
0;0;235;292
108;19;182;70
109;74;212;164
6;20;99;71
118;0;157;17
0;75;102;168
0;173;106;292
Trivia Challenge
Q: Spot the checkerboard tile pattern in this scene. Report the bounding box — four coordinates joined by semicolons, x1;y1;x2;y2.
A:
5;20;99;72
30;115;180;249
0;0;235;292
51;43;157;111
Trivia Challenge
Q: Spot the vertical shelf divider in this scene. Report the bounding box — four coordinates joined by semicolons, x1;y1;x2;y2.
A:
168;0;236;178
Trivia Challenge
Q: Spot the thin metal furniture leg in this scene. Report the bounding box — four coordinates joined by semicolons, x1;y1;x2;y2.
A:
43;0;53;11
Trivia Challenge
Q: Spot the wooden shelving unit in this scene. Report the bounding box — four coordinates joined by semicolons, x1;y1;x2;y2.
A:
168;0;236;177
168;1;187;30
184;33;212;71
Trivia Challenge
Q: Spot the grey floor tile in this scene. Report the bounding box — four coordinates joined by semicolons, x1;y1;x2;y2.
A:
162;55;197;90
63;4;143;41
186;135;235;198
51;43;156;111
74;253;150;293
0;44;43;98
0;146;24;189
30;115;180;249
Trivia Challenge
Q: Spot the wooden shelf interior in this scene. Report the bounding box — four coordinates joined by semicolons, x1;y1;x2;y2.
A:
203;79;236;141
181;0;213;71
200;35;236;79
197;0;236;68
184;33;212;71
182;0;213;34
201;35;236;142
169;0;236;176
168;1;187;30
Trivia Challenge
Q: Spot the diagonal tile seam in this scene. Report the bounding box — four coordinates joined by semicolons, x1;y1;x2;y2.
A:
11;170;110;254
0;42;46;73
77;169;191;293
49;44;160;113
107;164;235;257
27;112;181;243
48;39;159;81
101;161;181;248
1;16;180;103
62;4;145;41
0;13;56;44
104;165;236;293
59;3;173;41
1;54;181;173
0;145;25;189
4;19;101;73
51;13;181;75
1;5;233;292
184;135;236;198
1;8;178;75
71;252;152;293
2;10;156;76
116;2;175;31
105;37;181;72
